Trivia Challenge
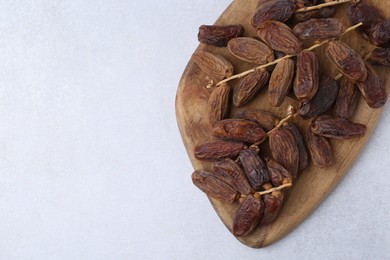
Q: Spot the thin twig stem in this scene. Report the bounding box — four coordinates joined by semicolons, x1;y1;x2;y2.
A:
295;0;356;13
256;183;293;196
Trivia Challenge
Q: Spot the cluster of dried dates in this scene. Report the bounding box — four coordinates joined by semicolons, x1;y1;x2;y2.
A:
190;0;389;237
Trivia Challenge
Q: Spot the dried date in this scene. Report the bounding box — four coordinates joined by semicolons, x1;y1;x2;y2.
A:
267;159;292;187
228;37;274;65
233;69;270;107
368;47;390;67
356;64;387;109
268;58;295;107
198;24;244;47
208;83;230;125
260;191;284;225
233;194;264;236
294;50;319;101
194;140;246;161
251;0;297;28
293;18;344;41
283;122;309;171
212;119;267;143
335;78;360;119
192;51;234;81
311;115;366;139
307;128;333;168
234;110;279;131
239;149;270;190
369;20;390;47
293;6;335;23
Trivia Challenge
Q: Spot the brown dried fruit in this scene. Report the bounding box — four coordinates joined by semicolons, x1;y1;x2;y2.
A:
194;140;246;161
268;58;295;107
326;40;367;82
208;83;230;125
257;20;302;54
192;170;238;203
293;6;335;23
299;75;339;119
198;24;244;47
212;159;253;195
234;110;279;131
228;37;274;64
212;119;267;143
307;128;333;168
233;69;270;107
294;50;319;101
251;0;297;28
368;47;390;67
192;51;233;81
369;20;390;47
233;194;264;236
260;191;284;225
356;64;387;109
290;0;318;8
283;122;309;171
267;159;292;187
293;18;344;41
335;78;361;119
239;149;270;190
311;115;366;139
269;128;299;179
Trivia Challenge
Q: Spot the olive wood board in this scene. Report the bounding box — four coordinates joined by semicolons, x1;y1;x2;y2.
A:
175;0;390;248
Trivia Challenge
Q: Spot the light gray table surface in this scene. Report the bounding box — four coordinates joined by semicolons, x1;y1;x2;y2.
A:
0;0;388;259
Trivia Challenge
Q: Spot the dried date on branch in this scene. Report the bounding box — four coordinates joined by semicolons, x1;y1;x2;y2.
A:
233;69;270;107
267;159;293;187
260;191;284;225
239;149;270;190
234;110;279;131
326;40;367;82
299;75;339;119
194;140;246;161
307;128;333;168
294;50;319;101
251;0;297;28
198;24;244;47
311;115;366;139
356;64;387;109
283;122;309;171
257;20;302;55
212;119;267;143
269;127;299;179
228;37;274;65
346;2;384;40
368;47;390;67
208;83;230;125
369;20;390;47
293;6;335;23
212;159;253;195
233;194;264;237
192;170;238;203
293;18;344;41
268;58;295;107
335;78;361;119
192;51;234;81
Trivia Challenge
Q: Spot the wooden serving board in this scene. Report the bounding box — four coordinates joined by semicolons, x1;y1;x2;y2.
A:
175;0;390;248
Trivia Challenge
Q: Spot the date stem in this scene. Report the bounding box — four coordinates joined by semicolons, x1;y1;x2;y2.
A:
295;0;358;13
214;23;362;87
256;183;293;196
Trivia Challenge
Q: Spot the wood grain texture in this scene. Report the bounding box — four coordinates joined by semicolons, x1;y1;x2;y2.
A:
175;0;390;248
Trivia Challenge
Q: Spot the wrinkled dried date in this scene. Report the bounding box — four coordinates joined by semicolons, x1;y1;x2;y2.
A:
233;69;270;107
311;115;366;139
307;129;333;168
283;122;309;171
257;20;302;55
269;128;299;179
335;78;361;119
235;110;279;131
239;149;270;190
198;24;244;47
356;64;387;109
192;170;238;203
293;18;344;41
233;194;264;236
294;50;319;101
268;58;295;107
299;75;339;119
212;119;267;143
368;47;390;67
260;191;284;225
208;83;230;125
194;140;246;161
267;159;292;187
369;20;390;47
212;159;253;195
228;37;274;65
326;40;367;82
293;6;335;23
251;0;297;28
193;51;234;81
